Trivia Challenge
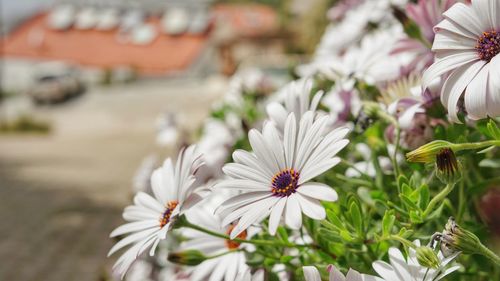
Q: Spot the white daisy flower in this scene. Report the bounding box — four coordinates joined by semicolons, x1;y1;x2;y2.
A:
216;111;350;238
266;78;323;132
303;264;364;281
237;269;265;281
108;145;205;279
178;201;252;281
422;0;500;121
363;240;461;281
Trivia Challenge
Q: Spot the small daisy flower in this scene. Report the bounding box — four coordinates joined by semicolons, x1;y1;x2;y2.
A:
178;201;252;281
266;78;323;133
303;265;364;281
423;0;500;121
108;145;205;279
216;111;349;238
363;240;460;281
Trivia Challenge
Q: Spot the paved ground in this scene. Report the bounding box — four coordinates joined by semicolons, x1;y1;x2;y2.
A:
0;78;226;281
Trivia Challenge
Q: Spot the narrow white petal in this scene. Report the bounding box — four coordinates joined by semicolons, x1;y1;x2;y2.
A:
296;194;326;220
464;63;489;120
268;198;287;235
134;192;164;214
223;163;269;183
487;55;500;117
283;113;298;168
372;261;399;281
297;182;338;202
285;194;302;230
299;157;342;184
215;179;269;191
443;3;485;36
303;266;322;281
388;247;412;280
110;220;159;237
422;52;478;90
248;129;281;173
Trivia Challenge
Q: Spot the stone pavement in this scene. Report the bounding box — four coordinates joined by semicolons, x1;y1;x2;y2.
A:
0;78;226;281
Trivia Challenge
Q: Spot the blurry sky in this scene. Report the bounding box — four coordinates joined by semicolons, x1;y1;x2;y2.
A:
1;0;53;35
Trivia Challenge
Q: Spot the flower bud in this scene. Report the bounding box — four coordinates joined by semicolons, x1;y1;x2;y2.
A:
406;140;454;163
441;217;481;255
435;148;462;184
416;246;441;269
168;250;207;266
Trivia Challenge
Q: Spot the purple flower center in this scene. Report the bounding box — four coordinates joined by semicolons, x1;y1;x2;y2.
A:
271;169;299;197
159;201;178;227
476;30;500;62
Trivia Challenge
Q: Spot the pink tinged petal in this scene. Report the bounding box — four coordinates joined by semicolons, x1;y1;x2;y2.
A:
283;113;297;168
399;104;424;129
134;192;164;214
422;51;478;90
487;55;500;117
328;265;346;281
222;163;269;183
372;261;399;281
110;220;159;237
268;198;287;235
230;197;276;239
285;194;302;230
296;194;326;220
464;63;489;120
215;179;269;191
432;31;476;51
388;247;413;280
443;3;485;36
297;182;338;202
434;19;478;41
180;191;207;214
442;60;486;122
248;129;281;173
233;150;274;178
262;122;286;170
303;266;322;281
299;157;342;184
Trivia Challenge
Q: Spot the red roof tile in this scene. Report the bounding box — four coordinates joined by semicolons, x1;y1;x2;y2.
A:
212;4;278;38
0;13;212;75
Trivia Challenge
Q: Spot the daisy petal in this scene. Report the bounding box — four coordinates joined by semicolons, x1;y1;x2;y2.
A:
297;182;338;201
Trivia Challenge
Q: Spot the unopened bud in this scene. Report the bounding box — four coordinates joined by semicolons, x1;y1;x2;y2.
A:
435;148;461;184
441;217;481;255
168;250;207;266
416;246;441;269
406;140;454;163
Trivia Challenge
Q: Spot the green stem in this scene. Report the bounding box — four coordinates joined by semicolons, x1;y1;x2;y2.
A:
382;235;417;249
183;221;313;249
479;243;500;266
452;140;500;151
422;183;455;219
391;124;401;179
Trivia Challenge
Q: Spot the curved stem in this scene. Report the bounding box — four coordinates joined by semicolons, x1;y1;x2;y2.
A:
452;140;500;151
382;235;417;249
479;243;500;266
392;124;401;179
422;183;455;219
183;220;314;249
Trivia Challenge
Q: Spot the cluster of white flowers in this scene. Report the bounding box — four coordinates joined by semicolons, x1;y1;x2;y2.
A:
109;0;500;280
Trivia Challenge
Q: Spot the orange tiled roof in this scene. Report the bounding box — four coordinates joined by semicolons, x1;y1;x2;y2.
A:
212;4;278;38
0;13;211;75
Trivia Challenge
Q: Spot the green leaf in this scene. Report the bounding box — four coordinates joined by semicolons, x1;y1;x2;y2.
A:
326;210;346;231
409;210;423;224
382;210;395;237
349;201;363;236
487;119;500;140
279;255;294;263
418;184;430;210
400;194;420;211
339;229;355;242
276;226;289;243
